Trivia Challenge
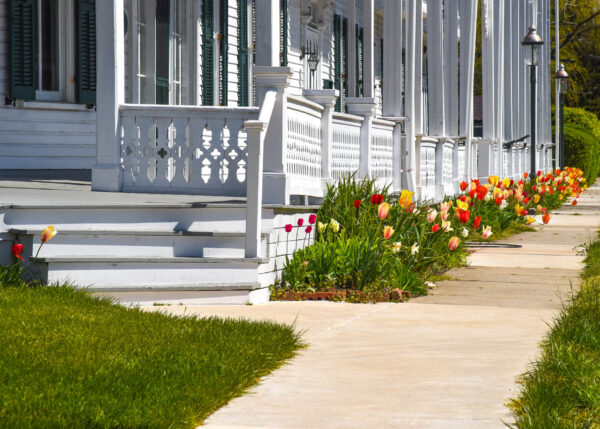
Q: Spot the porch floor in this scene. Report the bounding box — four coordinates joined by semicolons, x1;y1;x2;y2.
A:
0;170;248;208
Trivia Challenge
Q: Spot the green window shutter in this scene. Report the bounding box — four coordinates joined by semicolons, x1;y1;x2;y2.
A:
280;0;288;66
237;0;249;106
333;14;341;112
219;0;228;106
323;79;333;89
342;17;348;112
77;0;96;104
356;25;363;97
9;0;36;100
380;38;384;95
202;0;215;105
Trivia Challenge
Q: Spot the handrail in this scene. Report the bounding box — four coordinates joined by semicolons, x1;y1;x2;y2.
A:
244;90;277;258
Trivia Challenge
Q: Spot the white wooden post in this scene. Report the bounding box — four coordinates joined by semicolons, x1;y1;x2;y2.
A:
255;0;279;67
347;98;377;179
414;0;424;135
382;0;402;117
363;0;374;98
254;67;292;205
404;0;417;192
459;0;478;181
304;89;338;186
426;0;445;137
92;0;125;192
244;120;267;258
444;0;459;137
348;0;357;98
494;0;505;177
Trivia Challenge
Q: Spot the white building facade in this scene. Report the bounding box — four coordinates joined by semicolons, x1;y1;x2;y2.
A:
0;0;555;303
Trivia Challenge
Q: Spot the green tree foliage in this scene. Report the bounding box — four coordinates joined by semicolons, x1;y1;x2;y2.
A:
552;0;600;117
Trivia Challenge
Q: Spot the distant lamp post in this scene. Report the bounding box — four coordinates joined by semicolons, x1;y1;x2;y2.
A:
555;64;569;169
301;41;320;89
522;25;544;178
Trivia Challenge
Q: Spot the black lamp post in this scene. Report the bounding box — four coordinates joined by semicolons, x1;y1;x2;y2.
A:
555;63;569;169
522;25;544;179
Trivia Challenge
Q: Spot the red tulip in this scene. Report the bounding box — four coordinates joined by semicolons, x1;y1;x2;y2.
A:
297;218;304;226
11;243;24;261
432;224;440;233
473;215;482;230
284;224;293;233
308;214;317;224
457;209;470;224
305;225;313;234
353;199;361;208
537;170;542;176
370;194;384;205
460;181;469;192
495;196;503;205
572;199;578;206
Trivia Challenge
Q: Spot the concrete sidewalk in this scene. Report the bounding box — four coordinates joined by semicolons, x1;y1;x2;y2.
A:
147;186;600;429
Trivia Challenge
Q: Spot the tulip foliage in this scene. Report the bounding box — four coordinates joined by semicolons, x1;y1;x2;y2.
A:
277;168;586;300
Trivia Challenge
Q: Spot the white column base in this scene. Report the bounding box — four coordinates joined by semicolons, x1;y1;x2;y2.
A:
91;165;122;192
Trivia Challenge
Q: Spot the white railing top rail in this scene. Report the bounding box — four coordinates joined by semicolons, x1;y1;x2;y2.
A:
372;118;396;128
287;94;325;113
119;104;259;119
332;111;363;125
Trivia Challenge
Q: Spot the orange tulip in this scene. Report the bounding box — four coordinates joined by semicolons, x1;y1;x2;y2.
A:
41;225;57;243
378;202;390;220
448;236;460;251
542;213;551;224
523;172;529;179
460;181;469;192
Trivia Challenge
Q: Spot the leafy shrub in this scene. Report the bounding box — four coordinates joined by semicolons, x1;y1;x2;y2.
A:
564;123;600;185
563;106;600;139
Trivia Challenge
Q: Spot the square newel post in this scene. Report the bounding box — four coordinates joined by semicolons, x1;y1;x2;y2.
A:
363;0;375;98
92;0;125;192
347;98;377;179
244;120;268;258
303;89;339;188
434;138;446;201
254;66;292;205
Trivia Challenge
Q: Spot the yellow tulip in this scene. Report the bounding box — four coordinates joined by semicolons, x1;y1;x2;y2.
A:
383;225;395;239
398;190;413;209
41;225;57;243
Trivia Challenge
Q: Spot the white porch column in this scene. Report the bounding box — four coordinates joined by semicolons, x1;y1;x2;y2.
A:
92;0;125;192
427;0;445;137
347;98;377;179
414;0;424;135
304;89;339;185
363;0;374;98
494;0;505;177
348;0;357;98
382;0;402;117
404;0;417;192
444;0;459;137
255;0;280;67
459;0;478;181
255;67;292;205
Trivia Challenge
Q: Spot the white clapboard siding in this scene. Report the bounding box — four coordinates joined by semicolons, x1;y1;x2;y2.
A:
286;1;303;96
0;107;96;169
226;0;239;105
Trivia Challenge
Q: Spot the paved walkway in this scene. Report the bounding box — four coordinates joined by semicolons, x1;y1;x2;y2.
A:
147;185;600;428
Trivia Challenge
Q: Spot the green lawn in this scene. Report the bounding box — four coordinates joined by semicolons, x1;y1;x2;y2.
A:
509;234;600;427
0;285;303;428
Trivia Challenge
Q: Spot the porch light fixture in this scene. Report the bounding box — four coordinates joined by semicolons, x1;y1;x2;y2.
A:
555;63;570;168
522;25;544;179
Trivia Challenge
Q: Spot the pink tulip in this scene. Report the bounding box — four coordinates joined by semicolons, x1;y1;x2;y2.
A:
448;236;460;251
378;202;390;220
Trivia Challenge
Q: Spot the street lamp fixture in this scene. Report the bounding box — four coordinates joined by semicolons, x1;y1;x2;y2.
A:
522;25;544;179
555;63;569;168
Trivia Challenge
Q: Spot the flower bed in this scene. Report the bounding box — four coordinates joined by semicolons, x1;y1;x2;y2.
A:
272;168;586;303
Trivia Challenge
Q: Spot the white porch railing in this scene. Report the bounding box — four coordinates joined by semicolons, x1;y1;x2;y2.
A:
120;105;259;195
285;95;324;197
331;112;362;181
370;119;394;188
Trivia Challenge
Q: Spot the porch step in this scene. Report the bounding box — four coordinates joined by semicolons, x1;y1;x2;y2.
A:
1;198;312;304
10;229;269;258
35;255;273;291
